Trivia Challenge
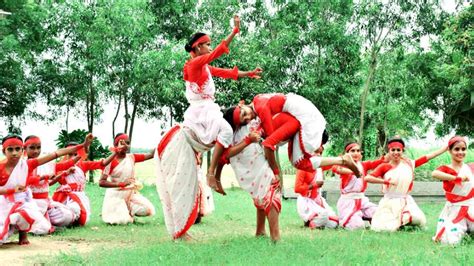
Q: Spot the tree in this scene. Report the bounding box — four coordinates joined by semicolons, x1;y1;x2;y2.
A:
352;0;447;146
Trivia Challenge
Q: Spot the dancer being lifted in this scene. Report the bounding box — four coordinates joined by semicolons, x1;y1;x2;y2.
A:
228;93;362;185
156;15;261;240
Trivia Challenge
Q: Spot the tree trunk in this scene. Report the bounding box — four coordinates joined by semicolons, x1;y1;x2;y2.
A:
128;98;138;147
88;84;95;183
123;90;129;134
66;105;69;132
358;52;377;147
112;92;122;139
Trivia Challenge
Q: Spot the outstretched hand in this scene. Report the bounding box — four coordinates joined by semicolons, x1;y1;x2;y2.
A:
248;67;263;79
233;15;240;30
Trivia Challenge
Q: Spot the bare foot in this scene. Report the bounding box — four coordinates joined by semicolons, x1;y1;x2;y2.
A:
176;232;194;242
342;154;362;177
18;231;30;245
255;232;267;237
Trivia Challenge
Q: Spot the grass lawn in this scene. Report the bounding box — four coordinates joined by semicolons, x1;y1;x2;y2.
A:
21;184;473;265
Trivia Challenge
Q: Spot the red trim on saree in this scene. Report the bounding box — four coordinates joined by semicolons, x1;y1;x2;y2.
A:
342;198;362;227
173;195;199;239
158;125;181;159
0;202;22;240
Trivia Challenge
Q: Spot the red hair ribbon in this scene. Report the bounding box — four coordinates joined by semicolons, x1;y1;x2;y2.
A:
448;136;466;148
114;134;129;146
388;141;404;150
233;107;241;128
191;35;211;48
2;138;23;148
24;137;41;147
345;143;359;153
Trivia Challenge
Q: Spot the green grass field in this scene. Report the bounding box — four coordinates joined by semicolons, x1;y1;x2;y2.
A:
22;184;474;265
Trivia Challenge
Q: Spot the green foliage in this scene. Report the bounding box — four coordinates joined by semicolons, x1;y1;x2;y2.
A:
55;129;110;161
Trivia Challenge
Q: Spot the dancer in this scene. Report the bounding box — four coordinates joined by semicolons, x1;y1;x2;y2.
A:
24;135;81;229
231;93;362;181
100;133;155;225
182;15;262;189
295;148;338;230
0;134;91;245
332;142;384;230
364;136;447;232
156;15;261;240
216;112;281;241
432;136;473;245
52;138;119;227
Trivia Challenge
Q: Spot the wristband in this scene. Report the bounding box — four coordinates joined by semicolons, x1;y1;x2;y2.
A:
118;182;127;188
272;168;280;176
383;180;391;186
453;177;463;185
248;70;257;78
244;136;252;145
6;188;15;194
232;27;239;34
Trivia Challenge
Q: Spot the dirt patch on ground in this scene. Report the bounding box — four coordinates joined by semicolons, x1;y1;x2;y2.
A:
0;236;96;264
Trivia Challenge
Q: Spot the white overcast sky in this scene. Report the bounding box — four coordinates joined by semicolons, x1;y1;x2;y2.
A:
0;0;464;152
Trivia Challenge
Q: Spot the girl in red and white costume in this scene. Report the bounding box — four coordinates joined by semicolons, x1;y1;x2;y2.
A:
295;148;338;230
332;142;385;230
52;138;119;227
182;15;262;190
0;134;91;245
365;137;447;232
216;109;281;241
236;93;361;177
100;133;155;225
432;136;474;245
156;15;261;240
24;135;81;229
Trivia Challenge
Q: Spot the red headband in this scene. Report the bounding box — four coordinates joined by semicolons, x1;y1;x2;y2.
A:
3;138;23;148
233;107;241;128
345;143;359;153
448;136;466;148
114;134;129;146
191;35;211;48
388;142;404;150
24;137;41;147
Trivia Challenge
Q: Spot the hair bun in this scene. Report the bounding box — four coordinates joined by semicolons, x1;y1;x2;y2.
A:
184;43;192;53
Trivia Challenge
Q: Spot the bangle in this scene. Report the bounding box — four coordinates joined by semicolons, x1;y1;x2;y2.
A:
232;27;239;34
453;177;463;185
6;188;15;194
383;180;391;186
118;182;126;188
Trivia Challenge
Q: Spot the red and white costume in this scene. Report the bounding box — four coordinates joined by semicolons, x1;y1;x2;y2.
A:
0;159;51;243
29;159;77;228
369;156;429;232
101;154;155;224
253;93;327;172
183;40;239;149
333;158;383;230
433;164;474;245
295;168;338;229
227;120;281;215
156;125;214;238
52;160;105;226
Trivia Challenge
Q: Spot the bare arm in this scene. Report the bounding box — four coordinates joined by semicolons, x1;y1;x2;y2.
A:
224;15;240;47
432;170;468;182
364;175;386;184
425;146;448;161
143;150;155;161
98;173;132;188
37;134;93;166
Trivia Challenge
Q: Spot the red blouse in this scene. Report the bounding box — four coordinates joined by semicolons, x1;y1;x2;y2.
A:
294;166;331;198
0;159;40;186
183;40;238;88
252;93;286;138
108;154;146;174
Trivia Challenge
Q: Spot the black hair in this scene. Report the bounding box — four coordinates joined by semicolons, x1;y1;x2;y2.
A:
25;135;39;142
184;32;207;53
322;129;329;145
223;107;237;132
387;136;405;148
65;141;79;148
114;133;126;140
2;134;23;144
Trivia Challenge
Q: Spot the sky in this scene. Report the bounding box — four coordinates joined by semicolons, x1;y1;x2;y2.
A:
0;0;464;152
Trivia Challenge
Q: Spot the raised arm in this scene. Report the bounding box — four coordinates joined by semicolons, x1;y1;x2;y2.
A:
223;15;240;47
36;134;93;166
